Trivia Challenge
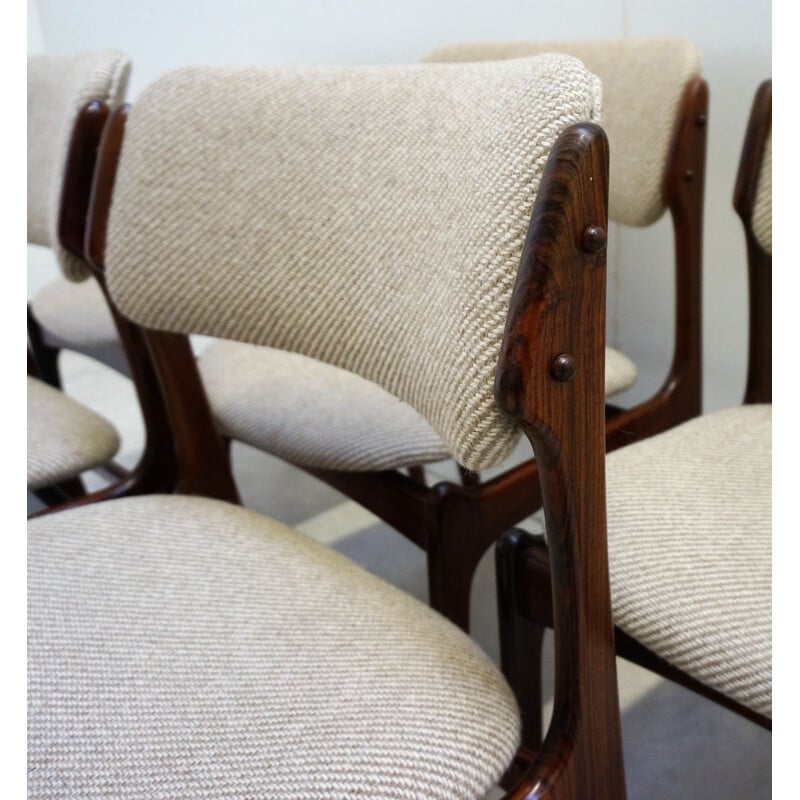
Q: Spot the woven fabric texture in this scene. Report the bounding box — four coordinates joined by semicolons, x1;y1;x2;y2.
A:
27;376;120;489
424;37;701;227
752;132;771;255
28;51;130;282
30;277;117;347
200;341;451;470
200;339;636;471
28;495;521;799
606;404;771;717
105;57;601;471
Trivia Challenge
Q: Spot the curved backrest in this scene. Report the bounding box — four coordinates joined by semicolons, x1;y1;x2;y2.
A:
423;38;701;227
28;51;131;280
104;56;601;470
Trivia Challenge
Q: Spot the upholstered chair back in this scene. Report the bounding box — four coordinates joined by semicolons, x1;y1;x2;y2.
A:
423;38;701;227
104;56;601;471
28;51;131;280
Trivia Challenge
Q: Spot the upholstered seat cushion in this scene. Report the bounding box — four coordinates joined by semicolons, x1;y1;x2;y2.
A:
605;404;772;717
27;376;120;489
28;495;520;799
30;277;117;348
199;339;636;471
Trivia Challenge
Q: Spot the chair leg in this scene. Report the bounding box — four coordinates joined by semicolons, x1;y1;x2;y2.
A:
27;305;63;389
425;482;506;632
457;463;480;487
407;465;426;484
496;529;548;751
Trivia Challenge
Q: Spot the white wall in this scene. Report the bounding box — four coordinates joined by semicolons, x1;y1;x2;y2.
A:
30;0;771;410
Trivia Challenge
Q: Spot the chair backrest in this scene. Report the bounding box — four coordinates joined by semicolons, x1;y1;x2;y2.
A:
100;56;601;471
28;51;130;280
423;38;702;227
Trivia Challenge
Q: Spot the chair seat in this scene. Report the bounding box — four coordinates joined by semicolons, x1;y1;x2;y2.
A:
27;376;120;489
27;495;520;799
30;277;117;348
606;404;771;717
199;339;637;471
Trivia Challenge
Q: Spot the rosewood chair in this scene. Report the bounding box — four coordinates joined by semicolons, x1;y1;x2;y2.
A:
498;79;772;757
27;53;131;506
29;56;630;797
194;37;707;631
27;57;188;514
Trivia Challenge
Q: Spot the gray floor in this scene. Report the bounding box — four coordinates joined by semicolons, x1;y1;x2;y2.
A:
28;347;772;798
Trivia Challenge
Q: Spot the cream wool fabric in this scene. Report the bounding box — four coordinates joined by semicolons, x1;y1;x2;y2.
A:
28;51;131;281
200;339;637;471
752;132;771;255
27;376;120;489
105;57;602;471
605;404;772;717
30;277;117;347
424;38;701;227
28;495;521;799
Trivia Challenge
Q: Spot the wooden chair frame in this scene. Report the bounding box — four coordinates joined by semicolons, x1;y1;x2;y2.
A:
497;80;772;760
82;86;629;794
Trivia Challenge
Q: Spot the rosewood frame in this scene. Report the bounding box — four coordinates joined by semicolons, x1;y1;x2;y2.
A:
498;79;773;759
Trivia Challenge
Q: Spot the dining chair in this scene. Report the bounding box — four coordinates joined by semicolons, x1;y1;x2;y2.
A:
497;78;772;755
193;37;708;632
27;52;131;506
29;55;629;797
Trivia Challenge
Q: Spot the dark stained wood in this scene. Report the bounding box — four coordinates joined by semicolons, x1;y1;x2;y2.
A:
494;123;626;799
733;79;772;405
27;304;63;388
142;330;240;503
58;101;111;259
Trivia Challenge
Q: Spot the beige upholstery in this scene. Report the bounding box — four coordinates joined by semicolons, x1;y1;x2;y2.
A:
105;57;602;471
200;339;637;471
30;277;117;348
423;38;701;228
28;51;130;281
27;376;120;489
606;404;772;717
28;495;520;799
752;132;771;254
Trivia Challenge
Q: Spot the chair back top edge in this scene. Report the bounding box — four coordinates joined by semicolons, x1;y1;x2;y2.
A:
104;56;602;470
423;37;702;227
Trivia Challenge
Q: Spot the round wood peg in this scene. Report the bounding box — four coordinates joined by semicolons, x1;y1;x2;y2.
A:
581;225;607;254
551;353;577;382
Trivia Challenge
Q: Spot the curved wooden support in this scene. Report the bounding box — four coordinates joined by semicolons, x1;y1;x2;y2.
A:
733;79;772;405
496;123;626;798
